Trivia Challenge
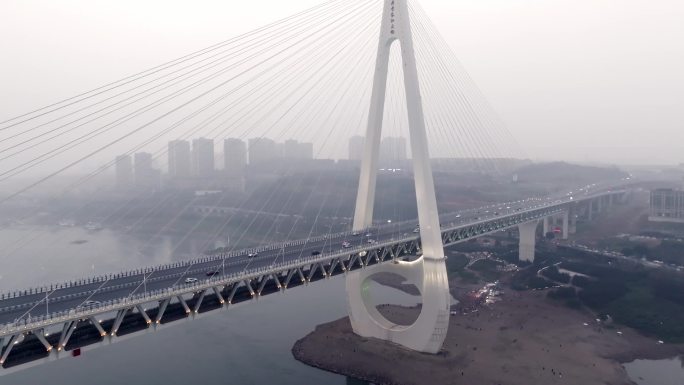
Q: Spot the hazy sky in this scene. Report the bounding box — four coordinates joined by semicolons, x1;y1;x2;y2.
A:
1;0;683;165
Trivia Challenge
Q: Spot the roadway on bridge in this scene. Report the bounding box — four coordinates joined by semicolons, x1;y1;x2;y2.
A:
0;191;602;326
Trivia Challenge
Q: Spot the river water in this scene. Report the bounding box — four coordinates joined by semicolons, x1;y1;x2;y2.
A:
0;225;419;384
1;225;681;384
623;357;684;385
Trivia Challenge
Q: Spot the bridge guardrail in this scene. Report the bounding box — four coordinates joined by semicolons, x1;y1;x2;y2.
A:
0;187;629;336
0;198;579;336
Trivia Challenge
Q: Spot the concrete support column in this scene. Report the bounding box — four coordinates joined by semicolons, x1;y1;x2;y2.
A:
347;257;450;353
588;200;594;221
597;196;603;213
346;0;449;355
543;216;550;235
562;210;569;239
569;206;577;234
518;220;539;262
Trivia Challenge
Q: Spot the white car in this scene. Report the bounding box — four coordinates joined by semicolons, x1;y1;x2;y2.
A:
342;241;351;248
367;239;377;244
81;300;101;307
247;252;258;258
184;277;198;284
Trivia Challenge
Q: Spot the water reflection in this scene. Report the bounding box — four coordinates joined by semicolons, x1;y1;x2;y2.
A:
623;356;684;385
0;226;414;384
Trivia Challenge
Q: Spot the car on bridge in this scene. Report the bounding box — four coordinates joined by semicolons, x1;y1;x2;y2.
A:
311;250;321;256
247;252;258;258
184;278;198;284
206;270;220;276
342;241;351;248
78;300;101;308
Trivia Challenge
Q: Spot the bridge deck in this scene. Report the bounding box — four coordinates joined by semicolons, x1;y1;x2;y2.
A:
0;189;624;372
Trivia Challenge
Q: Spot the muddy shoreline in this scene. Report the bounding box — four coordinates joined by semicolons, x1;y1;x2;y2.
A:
292;286;683;385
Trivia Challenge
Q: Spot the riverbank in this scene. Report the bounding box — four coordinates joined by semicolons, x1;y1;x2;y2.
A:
292;287;683;385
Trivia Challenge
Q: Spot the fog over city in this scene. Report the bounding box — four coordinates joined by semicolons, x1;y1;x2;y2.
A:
1;1;684;385
2;0;682;167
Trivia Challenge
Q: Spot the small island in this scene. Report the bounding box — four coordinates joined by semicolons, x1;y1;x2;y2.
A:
293;236;684;385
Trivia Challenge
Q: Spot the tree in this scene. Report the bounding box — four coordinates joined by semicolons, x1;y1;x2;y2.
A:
633;244;650;257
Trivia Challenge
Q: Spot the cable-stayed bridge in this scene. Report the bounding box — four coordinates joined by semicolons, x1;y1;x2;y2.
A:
0;0;635;375
0;187;627;373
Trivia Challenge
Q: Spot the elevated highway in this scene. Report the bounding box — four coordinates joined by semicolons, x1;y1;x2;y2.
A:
0;187;627;373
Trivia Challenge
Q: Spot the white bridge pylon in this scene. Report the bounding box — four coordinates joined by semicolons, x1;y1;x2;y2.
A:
347;0;450;353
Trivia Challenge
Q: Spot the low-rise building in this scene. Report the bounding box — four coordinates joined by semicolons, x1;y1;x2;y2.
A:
649;188;684;223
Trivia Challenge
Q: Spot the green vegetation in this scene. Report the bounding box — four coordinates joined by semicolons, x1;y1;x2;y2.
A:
547;287;582;308
469;259;503;281
548;287;576;298
444;252;479;284
446;253;469;273
548;249;684;343
571;275;591;287
646;240;684;266
456;270;480;284
597;237;684;267
511;267;553;290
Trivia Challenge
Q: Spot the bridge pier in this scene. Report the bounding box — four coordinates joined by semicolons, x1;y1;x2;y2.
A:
542;216;550;235
347;0;449;354
518;220;539;262
0;334;18;365
561;211;569;239
569;206;577;234
346;256;450;353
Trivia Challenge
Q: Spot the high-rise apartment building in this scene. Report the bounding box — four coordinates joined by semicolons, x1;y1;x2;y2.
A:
192;138;214;176
168;140;191;178
224;138;246;175
134;152;159;189
649;188;684;223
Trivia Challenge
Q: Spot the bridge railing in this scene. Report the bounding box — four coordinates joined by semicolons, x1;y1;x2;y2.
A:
0;230;427;337
0;185;629;317
0;201;572;336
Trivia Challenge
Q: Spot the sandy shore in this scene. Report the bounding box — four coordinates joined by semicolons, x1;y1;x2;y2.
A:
292;287;683;385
